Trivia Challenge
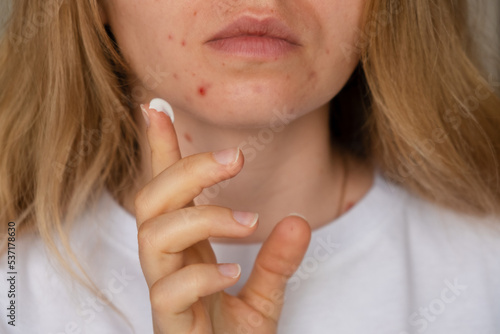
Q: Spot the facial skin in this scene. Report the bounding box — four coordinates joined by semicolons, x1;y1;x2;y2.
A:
101;0;365;128
101;1;373;243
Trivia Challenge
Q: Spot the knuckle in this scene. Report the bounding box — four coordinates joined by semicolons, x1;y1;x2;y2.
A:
180;206;203;223
180;157;198;176
134;188;156;222
183;265;203;292
149;280;170;312
181;154;235;186
137;220;157;251
149;266;202;314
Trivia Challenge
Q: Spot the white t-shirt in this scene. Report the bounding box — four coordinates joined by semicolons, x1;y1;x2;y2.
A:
1;170;500;334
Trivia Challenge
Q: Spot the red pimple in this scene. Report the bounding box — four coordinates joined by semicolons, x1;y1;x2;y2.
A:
173;73;178;80
198;87;207;96
181;40;186;46
193;11;197;16
168;35;173;40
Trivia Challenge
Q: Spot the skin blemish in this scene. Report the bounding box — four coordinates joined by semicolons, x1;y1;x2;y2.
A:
286;74;291;80
168;35;173;40
326;49;330;55
193;11;197;16
308;71;317;81
184;133;193;143
181;40;186;46
252;85;263;94
173;73;178;80
198;86;207;96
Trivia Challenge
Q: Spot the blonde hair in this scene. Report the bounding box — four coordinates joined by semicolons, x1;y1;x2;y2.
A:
0;0;140;327
362;0;500;214
0;0;499;325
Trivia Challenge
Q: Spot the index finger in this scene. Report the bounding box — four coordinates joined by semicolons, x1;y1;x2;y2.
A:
140;98;180;179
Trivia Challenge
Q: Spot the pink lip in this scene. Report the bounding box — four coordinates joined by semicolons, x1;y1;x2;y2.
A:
205;16;301;59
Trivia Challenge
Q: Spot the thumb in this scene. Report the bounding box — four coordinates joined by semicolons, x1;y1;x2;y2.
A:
141;98;181;179
238;215;311;323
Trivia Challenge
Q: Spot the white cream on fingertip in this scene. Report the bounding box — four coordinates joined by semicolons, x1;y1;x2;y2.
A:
149;98;175;124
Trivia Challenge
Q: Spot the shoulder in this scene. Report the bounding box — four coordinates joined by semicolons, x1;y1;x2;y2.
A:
0;229;79;330
0;189;148;332
378;173;500;269
375;177;500;331
401;181;500;250
376;171;500;239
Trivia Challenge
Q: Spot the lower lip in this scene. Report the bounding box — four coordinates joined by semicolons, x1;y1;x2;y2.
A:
206;36;299;59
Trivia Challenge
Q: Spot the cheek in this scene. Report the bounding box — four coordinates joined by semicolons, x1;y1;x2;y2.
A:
109;10;205;101
313;1;366;86
322;0;365;59
106;2;189;71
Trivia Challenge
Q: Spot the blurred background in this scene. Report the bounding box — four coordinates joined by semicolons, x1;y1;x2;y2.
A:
471;0;500;77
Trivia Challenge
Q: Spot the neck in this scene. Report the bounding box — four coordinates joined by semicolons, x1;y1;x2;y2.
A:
122;103;374;244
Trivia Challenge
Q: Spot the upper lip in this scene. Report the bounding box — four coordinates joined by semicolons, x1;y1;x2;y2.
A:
206;16;301;46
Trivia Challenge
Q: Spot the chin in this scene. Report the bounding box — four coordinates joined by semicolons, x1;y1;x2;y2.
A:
184;100;298;129
151;71;338;128
175;91;329;129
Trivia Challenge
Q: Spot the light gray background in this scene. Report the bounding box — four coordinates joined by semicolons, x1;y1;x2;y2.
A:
0;1;11;36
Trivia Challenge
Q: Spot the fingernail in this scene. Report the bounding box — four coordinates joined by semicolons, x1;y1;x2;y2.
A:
149;98;175;123
288;212;308;220
217;263;241;278
140;104;150;128
213;147;240;165
233;211;259;227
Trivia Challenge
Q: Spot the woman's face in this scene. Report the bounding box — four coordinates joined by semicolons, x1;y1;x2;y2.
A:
102;0;365;127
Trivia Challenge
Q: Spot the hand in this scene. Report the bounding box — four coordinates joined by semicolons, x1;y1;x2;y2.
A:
134;102;311;334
